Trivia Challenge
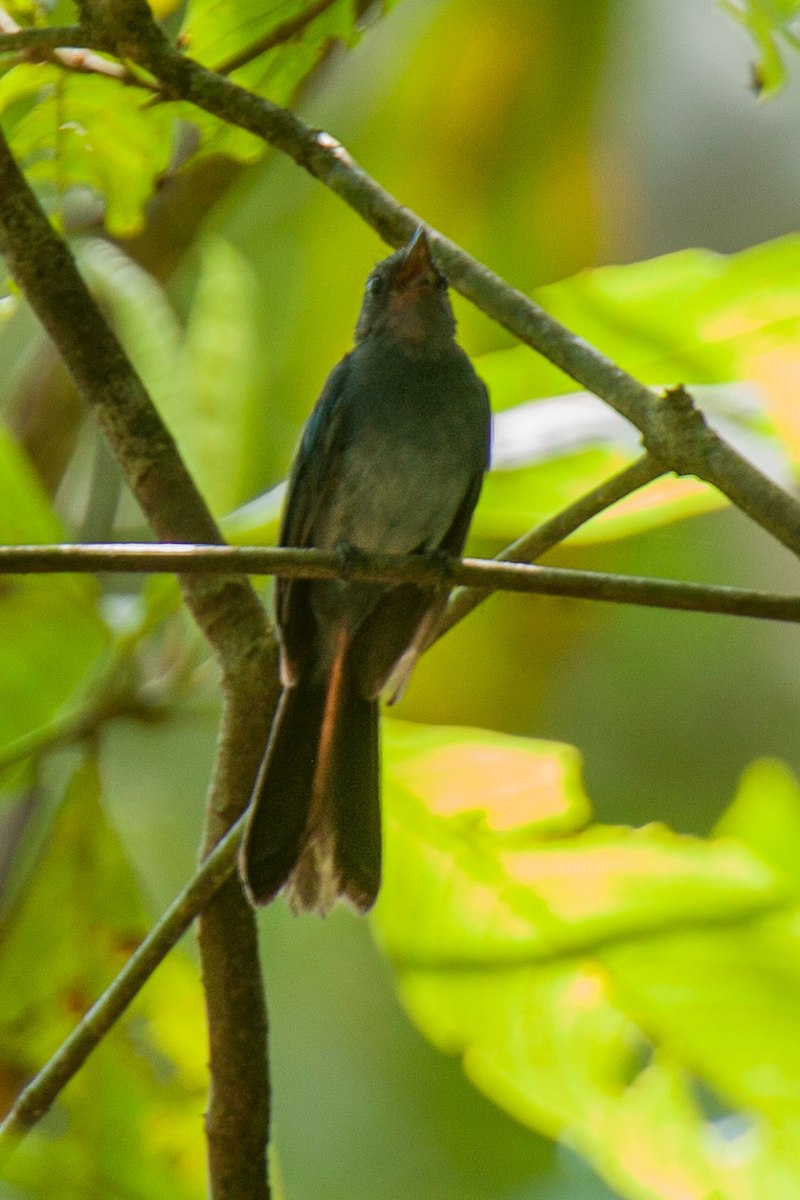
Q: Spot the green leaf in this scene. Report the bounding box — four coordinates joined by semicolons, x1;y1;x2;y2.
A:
377;720;782;966
399;964;726;1200
0;67;174;235
76;236;263;515
714;758;800;890
0;3;400;232
605;920;800;1126
0;754;207;1199
720;0;800;96
469;236;800;546
76;238;183;402
376;727;799;1200
175;236;262;513
0;430;109;764
178;0;400;161
223;235;799;552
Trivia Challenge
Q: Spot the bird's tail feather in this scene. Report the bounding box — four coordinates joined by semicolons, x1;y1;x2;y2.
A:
240;658;381;914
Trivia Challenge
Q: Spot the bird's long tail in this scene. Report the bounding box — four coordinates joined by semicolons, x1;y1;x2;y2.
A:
240;652;381;914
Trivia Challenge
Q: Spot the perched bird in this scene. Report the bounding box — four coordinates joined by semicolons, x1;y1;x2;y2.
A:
240;228;491;914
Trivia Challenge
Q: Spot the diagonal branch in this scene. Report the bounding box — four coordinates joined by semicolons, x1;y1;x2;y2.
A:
214;0;340;76
0;127;273;1199
0;816;244;1161
3;458;800;1153
7;4;798;560
71;0;800;561
0;450;733;1157
439;453;665;636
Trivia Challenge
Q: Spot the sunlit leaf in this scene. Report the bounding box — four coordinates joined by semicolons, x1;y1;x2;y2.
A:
0;755;206;1199
714;757;800;889
376;729;800;1200
0;3;400;232
0;430;109;764
0;67;174;235
720;0;800;95
377;720;782;966
178;0;401;160
175;236;262;513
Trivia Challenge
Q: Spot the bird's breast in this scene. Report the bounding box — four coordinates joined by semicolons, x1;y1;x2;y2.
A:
314;359;485;555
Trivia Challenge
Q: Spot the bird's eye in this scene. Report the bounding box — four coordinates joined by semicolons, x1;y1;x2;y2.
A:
367;275;385;296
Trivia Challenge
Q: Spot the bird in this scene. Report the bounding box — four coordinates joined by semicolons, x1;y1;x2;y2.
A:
240;227;491;915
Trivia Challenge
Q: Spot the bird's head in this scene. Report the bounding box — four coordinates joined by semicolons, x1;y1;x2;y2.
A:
355;228;457;349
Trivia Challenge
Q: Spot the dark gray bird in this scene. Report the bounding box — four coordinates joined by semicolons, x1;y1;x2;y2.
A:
240;228;491;914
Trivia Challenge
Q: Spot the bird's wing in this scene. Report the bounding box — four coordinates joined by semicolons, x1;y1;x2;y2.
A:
277;355;353;676
279;356;353;550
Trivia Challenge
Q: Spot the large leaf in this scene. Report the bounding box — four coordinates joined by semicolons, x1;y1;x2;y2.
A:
0;2;399;232
175;236;262;513
0;755;207;1199
0;67;174;236
375;721;800;1200
0;429;108;769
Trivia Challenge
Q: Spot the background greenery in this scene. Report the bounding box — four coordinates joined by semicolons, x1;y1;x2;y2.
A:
3;1;800;1197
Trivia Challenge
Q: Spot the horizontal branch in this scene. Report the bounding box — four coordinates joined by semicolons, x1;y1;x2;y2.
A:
70;5;800;563
2;542;800;624
440;453;664;636
0;813;243;1159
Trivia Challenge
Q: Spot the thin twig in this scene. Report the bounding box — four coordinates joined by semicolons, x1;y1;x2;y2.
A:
74;3;800;561
0;124;273;1198
439;453;665;636
214;0;340;76
17;5;800;555
0;542;798;624
0;815;243;1161
45;47;160;90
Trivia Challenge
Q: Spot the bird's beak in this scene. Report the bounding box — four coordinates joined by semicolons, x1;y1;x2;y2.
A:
394;227;439;289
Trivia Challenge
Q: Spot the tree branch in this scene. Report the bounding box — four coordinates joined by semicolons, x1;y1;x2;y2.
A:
0;444;762;1158
439;453;665;636
69;1;800;562
9;6;800;560
4;7;800;1189
0;541;798;624
0;25;85;53
0;127;273;1198
214;0;341;76
0;815;243;1163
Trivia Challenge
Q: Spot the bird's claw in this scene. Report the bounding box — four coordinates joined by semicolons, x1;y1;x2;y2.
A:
335;541;367;580
424;547;455;584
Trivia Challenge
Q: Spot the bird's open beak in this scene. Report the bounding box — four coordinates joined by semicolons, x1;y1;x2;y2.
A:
394;227;440;289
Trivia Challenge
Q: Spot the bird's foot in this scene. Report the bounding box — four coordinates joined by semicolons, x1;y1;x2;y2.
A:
335;540;367;580
423;547;455;585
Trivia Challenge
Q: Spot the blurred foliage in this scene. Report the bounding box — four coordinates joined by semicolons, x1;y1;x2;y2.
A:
720;0;800;95
0;755;207;1200
0;0;396;235
378;725;800;1200
2;3;800;1200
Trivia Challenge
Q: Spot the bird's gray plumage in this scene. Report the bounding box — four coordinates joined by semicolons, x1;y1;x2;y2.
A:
240;229;491;914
